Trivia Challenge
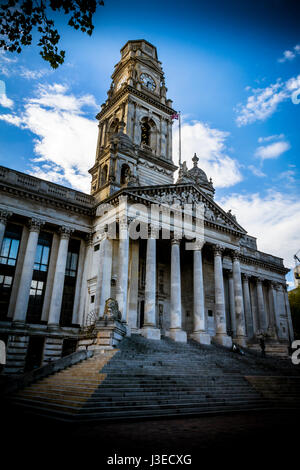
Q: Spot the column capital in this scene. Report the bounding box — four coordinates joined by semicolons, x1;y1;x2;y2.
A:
28;217;45;232
58;225;74;239
255;276;264;285
171;235;181;246
0;210;12;224
212;244;224;256
241;272;250;281
231;249;241;261
85;232;94;246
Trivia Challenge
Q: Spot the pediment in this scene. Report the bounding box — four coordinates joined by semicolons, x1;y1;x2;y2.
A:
124;184;247;234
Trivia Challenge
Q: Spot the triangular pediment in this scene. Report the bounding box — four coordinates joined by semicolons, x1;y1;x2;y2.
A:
122;183;247;234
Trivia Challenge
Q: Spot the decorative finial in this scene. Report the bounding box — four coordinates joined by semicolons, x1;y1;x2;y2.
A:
192;153;199;168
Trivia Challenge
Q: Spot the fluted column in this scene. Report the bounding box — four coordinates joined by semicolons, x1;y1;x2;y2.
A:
228;270;236;336
47;226;74;330
232;252;247;346
268;281;279;339
77;233;94;326
97;232;113;318
142;227;160;340
213;245;232;347
116;217;129;322
0;210;12;251
13;218;44;326
242;274;253;338
256;277;268;333
191;242;210;344
283;283;294;343
169;236;187;342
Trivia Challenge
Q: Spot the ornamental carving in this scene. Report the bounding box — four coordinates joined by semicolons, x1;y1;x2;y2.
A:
59;225;74;239
100;298;122;321
213;244;224;256
0;210;12;224
28;217;45;232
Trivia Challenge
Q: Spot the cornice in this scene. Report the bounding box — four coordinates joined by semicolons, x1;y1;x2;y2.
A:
96;85;175;120
0;182;95;217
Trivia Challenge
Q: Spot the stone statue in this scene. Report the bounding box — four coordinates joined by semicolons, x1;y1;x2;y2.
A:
100;298;122;322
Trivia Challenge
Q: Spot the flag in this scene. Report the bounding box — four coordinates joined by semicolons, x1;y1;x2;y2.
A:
171;112;179;120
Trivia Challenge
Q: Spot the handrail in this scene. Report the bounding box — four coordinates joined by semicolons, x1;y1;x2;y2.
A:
1;349;93;396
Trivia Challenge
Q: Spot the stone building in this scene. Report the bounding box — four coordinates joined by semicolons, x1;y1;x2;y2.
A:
0;40;293;373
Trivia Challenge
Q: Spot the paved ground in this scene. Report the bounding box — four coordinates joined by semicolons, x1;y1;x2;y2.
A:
2;407;299;467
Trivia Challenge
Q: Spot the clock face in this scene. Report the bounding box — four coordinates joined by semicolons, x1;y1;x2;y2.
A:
140;73;156;91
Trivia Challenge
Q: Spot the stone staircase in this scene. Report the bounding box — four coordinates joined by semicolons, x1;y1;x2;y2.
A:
9;335;300;422
247;342;289;358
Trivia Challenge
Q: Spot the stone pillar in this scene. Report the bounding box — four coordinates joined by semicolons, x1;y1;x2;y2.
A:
142;227;160;340
13;218;44;326
228;270;236;336
169;237;187;342
268;281;279;339
0;210;12;251
232;252;247;347
77;233;94;327
283;284;294;343
97;233;113;318
213;245;232;347
256;277;268;332
47;226;74;330
191;243;210;345
116;217;129;323
242;274;254;338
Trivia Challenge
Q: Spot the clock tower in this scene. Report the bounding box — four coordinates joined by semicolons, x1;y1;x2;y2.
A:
89;40;178;201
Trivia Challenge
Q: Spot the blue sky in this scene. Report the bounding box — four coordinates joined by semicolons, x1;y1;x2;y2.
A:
0;0;299;284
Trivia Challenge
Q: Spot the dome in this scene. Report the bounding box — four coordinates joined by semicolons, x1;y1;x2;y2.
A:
187;153;209;184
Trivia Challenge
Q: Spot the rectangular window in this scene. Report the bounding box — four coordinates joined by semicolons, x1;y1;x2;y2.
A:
60;239;80;327
0;224;22;266
26;231;53;324
0;223;22;319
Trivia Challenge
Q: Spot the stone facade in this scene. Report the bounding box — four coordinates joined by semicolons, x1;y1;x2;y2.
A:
0;40;293;373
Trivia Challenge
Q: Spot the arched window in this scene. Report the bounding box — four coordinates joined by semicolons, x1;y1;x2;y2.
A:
120;164;130;185
100;164;108;186
141;122;151;146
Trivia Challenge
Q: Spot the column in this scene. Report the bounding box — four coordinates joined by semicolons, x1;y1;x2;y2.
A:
13;218;44;326
283;283;294;343
142;227;160;340
191;242;210;344
228;270;236;336
213;245;232;347
0;210;12;251
169;237;187;342
47;226;74;330
268;281;279;339
232;252;247;346
97;232;113;318
116;217;129;322
256;277;268;333
77;233;94;326
242;274;254;338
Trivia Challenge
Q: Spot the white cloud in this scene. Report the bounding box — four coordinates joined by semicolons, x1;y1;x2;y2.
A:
219;190;300;268
258;134;285;143
278;44;300;63
254;141;290;160
172;120;242;188
0;83;99;192
235;74;300;126
248;165;266;177
277;170;296;184
0;80;13;108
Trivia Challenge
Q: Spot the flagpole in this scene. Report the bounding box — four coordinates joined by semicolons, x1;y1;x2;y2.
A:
178;111;182;168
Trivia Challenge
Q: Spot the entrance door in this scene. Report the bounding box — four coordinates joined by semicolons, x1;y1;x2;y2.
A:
25;336;44;372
